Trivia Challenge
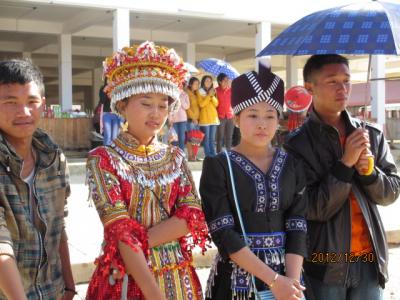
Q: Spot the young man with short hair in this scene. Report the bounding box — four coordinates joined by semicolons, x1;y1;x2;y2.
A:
285;54;400;300
0;59;75;299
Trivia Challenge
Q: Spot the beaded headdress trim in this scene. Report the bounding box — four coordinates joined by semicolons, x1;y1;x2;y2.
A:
103;41;189;113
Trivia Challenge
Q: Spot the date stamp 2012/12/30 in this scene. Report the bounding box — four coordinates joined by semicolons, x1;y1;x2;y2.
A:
310;252;375;264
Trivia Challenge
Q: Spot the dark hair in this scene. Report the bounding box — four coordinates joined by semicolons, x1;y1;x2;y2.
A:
200;75;213;92
217;73;228;84
0;59;45;96
303;54;349;83
188;77;200;91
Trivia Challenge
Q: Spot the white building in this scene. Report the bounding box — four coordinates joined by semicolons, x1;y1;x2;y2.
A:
0;0;399;125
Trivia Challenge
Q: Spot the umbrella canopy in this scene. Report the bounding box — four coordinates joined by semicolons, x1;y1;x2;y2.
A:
257;0;400;56
257;0;400;128
198;58;240;79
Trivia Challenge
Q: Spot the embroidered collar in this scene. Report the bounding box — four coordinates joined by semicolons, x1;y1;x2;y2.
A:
106;132;184;189
112;132;161;156
229;149;287;212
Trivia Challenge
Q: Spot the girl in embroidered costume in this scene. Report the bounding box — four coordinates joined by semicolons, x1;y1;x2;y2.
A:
85;41;208;300
200;64;307;300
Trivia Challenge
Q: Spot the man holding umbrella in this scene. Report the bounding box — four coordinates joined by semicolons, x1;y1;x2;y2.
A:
285;54;400;299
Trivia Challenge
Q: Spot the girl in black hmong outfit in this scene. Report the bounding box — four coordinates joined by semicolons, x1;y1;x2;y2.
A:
200;64;307;300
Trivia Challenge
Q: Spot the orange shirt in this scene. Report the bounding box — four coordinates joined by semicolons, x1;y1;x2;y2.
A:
340;136;373;255
349;193;373;255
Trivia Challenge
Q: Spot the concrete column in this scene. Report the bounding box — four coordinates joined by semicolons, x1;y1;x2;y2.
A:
255;22;271;71
58;34;73;111
184;43;196;65
22;52;31;59
113;8;130;52
370;55;385;127
92;68;103;110
286;56;299;88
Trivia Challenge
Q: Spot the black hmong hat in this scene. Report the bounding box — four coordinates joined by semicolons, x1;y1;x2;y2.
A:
231;62;284;115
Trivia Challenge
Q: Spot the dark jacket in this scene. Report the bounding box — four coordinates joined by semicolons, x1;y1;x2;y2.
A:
0;129;70;299
284;110;400;287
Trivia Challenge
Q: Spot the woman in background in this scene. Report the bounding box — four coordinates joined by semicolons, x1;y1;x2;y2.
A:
169;89;190;151
198;75;219;157
185;77;203;161
98;79;123;146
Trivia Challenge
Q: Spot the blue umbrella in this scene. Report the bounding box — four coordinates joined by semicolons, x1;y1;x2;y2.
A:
198;58;240;79
257;0;400;56
257;0;400;127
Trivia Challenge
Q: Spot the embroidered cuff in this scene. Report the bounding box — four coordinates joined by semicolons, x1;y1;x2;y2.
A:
96;218;148;279
331;160;355;183
285;218;307;232
174;206;209;254
208;215;234;234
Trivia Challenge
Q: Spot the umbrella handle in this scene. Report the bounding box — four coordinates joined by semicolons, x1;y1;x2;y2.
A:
362;55;372;129
361;55;374;176
361;156;375;176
